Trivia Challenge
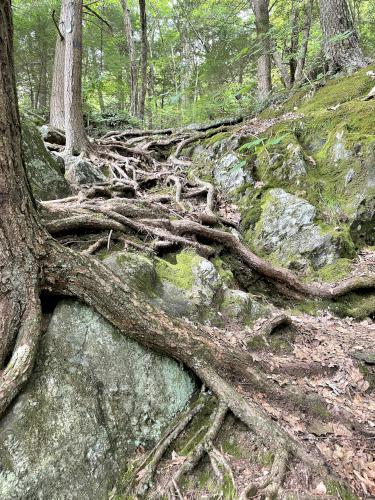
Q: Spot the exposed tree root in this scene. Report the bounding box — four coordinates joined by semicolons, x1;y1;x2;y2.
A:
156;400;228;499
131;396;208;496
239;449;289;499
9;113;372;498
0;288;42;416
42;198;375;299
256;313;292;336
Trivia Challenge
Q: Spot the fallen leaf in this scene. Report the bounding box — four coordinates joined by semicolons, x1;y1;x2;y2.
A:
315;482;327;495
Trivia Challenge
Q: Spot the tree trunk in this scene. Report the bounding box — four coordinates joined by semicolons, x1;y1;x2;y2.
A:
50;4;66;130
0;0;43;415
138;0;148;120
252;0;272;101
294;0;313;84
318;0;367;72
121;0;138;116
63;0;89;155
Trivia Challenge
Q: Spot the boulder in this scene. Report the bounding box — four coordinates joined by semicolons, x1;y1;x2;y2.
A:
220;289;268;322
50;152;66;174
39;124;66;145
0;299;196;499
155;250;222;318
213;153;248;190
253;189;339;270
65;156;107;185
22;122;71;201
192;134;250;191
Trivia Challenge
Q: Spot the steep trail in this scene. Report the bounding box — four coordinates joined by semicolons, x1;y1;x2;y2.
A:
40;116;375;498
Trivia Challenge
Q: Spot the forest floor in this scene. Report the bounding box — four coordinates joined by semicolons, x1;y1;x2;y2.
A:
43;113;375;499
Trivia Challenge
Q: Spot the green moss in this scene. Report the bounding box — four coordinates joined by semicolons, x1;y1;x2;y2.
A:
331;291;375;319
222;473;237;500
242;67;375;230
176;397;218;456
358;363;375;392
287;390;331;420
299;66;375;113
221;439;244;459
96;241;124;260
315;258;352;283
155;250;201;290
258;451;275;466
247;329;295;353
198;469;211;487
326;480;358;500
213;257;235;286
204;131;232;146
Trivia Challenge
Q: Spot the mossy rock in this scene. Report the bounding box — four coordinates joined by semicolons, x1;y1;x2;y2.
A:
239;67;375;266
21;121;71;201
103;251;158;297
154;250;223;319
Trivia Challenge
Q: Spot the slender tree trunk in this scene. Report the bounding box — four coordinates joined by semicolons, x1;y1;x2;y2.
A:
36;56;48;111
252;0;272;101
97;21;105;115
117;71;125;111
180;24;192;111
50;4;66;130
121;0;138;116
294;0;313;84
138;0;148;120
318;0;367;72
63;0;89;155
0;0;43;415
288;0;300;85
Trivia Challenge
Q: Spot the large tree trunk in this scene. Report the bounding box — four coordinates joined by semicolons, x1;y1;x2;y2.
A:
121;0;138;116
138;0;148;120
63;0;89;155
50;5;66;130
0;0;43;415
318;0;368;72
252;0;272;101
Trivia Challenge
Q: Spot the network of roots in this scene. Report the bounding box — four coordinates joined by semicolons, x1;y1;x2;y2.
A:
41;118;375;499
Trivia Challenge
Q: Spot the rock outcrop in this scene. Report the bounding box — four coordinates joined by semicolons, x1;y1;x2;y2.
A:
0;299;196;499
22;122;71;201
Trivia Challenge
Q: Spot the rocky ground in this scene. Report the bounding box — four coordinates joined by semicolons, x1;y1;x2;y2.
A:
0;68;374;499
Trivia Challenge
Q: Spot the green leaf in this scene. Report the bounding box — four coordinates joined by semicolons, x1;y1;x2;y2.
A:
229;160;246;174
238;138;263;152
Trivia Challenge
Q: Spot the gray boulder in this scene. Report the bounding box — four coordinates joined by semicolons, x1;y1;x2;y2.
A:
65;156;107;185
22;122;71;201
0;300;196;499
220;289;269;322
213;153;248;190
39;124;66;146
253;189;339;270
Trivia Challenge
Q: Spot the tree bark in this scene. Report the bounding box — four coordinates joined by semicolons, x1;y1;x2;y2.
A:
0;0;43;415
63;0;90;155
121;0;138;116
138;0;148;120
318;0;368;72
252;0;272;100
50;5;66;130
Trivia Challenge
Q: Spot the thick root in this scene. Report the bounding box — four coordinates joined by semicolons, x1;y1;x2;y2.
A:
0;288;42;416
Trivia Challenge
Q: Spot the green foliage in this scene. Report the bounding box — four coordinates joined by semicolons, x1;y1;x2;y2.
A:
12;0;375;127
